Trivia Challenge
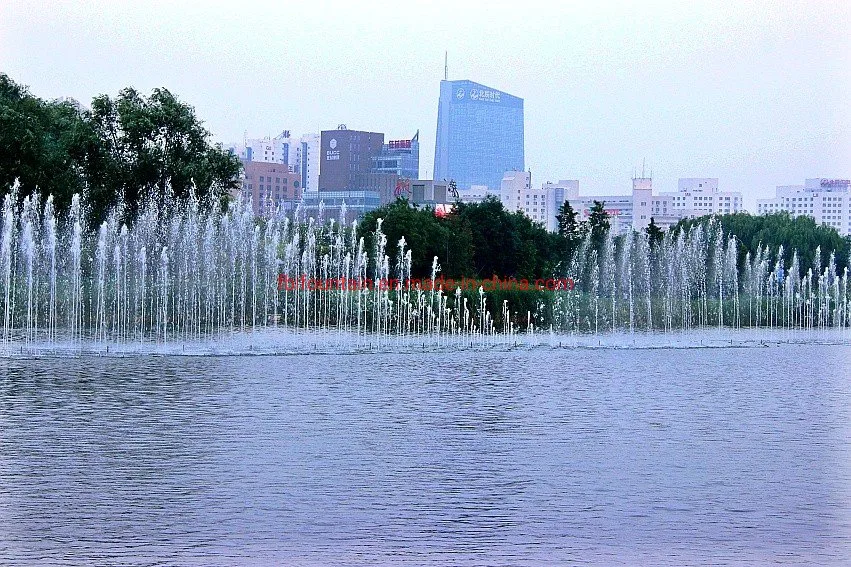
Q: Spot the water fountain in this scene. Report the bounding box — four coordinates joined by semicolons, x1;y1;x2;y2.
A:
0;186;848;355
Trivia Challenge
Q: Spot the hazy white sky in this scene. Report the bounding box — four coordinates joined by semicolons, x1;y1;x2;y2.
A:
1;0;849;209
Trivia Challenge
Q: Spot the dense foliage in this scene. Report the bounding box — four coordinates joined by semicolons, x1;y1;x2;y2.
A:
360;198;850;286
360;197;576;281
0;73;241;224
673;212;850;277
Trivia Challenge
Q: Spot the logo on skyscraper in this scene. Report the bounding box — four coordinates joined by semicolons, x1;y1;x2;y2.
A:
456;88;465;99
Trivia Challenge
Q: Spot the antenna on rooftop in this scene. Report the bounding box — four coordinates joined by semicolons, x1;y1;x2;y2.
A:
444;51;448;81
642;158;646;179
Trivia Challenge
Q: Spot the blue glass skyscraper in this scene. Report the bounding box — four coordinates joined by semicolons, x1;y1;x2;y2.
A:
433;79;524;190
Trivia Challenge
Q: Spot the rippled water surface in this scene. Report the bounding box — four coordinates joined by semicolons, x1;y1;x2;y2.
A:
1;345;850;565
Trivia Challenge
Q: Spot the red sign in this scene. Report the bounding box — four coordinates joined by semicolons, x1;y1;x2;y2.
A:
388;140;412;149
394;179;411;197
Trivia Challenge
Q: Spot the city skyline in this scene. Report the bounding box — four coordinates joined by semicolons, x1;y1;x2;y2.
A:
1;1;848;211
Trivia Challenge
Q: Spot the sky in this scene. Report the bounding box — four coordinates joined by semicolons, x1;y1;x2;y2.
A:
1;0;849;210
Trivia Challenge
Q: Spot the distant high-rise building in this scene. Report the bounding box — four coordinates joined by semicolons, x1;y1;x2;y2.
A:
433;79;524;190
318;125;385;192
372;131;420;181
297;133;321;192
240;131;298;167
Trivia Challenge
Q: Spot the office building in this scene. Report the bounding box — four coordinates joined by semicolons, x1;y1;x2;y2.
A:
297;133;321;192
301;190;381;223
238;160;302;217
433;79;524;191
530;177;744;234
757;178;851;236
500;170;532;213
318;125;386;191
372;132;420;181
308;125;402;220
239;131;299;166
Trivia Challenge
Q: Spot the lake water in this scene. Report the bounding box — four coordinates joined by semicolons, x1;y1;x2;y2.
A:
1;344;849;565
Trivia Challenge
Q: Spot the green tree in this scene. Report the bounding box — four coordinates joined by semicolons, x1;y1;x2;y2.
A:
645;216;664;246
672;212;849;277
359;198;458;278
88;87;241;222
587;200;610;249
361;196;562;281
0;74;102;212
0;74;241;224
555;200;580;240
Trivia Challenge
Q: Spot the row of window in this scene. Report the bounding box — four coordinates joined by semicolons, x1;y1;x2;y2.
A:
256;176;292;183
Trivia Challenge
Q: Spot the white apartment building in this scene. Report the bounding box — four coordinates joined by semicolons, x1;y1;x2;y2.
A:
516;176;745;235
500;170;532;213
663;178;742;216
756;178;851;236
638;178;745;231
541;180;581;232
458;184;498;204
521;183;552;227
570;192;635;235
296;133;321;192
525;178;639;235
501;173;582;230
241;131;299;166
524;179;579;232
227;130;322;194
501;174;634;234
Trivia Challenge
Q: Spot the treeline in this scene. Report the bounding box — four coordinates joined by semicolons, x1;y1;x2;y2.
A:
359;197;614;280
0;73;240;224
673;212;850;277
361;198;849;281
357;197;613;320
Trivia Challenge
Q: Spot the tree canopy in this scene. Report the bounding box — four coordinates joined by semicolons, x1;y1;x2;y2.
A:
645;217;664;246
360;196;564;280
673;212;850;276
0;73;241;224
555;199;582;242
587;200;610;249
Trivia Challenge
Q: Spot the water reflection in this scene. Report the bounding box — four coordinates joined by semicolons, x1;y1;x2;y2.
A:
0;346;849;565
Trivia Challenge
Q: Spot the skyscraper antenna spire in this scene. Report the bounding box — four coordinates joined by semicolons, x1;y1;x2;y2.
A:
444;51;448;81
